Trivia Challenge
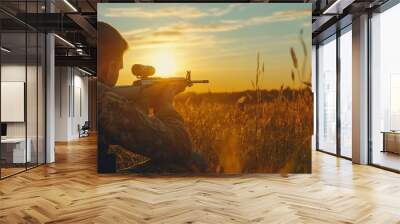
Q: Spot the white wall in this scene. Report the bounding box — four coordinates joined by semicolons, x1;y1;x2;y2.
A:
55;67;69;141
55;67;89;141
71;73;89;138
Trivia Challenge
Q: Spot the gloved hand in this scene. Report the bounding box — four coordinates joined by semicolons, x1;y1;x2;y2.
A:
139;81;187;113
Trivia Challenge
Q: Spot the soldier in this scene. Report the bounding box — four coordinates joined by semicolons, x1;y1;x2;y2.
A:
97;22;206;173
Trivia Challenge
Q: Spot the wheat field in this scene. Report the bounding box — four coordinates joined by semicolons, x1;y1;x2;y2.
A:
175;87;313;174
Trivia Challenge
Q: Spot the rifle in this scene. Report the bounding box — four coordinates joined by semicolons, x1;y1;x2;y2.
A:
131;64;209;87
112;64;209;100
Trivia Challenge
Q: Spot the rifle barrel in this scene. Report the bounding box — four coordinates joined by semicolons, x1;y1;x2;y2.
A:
190;80;209;84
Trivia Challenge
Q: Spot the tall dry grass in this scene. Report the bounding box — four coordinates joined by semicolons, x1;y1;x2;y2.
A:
174;29;312;174
175;88;312;173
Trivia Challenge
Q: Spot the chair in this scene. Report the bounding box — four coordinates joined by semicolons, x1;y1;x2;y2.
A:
78;121;90;138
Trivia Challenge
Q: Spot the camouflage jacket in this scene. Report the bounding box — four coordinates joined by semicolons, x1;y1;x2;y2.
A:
97;82;206;173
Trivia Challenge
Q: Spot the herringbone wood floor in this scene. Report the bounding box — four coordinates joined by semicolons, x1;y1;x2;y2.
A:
1;136;400;224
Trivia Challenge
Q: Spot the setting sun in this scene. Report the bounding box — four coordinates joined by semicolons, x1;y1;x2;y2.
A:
108;3;312;91
151;50;177;76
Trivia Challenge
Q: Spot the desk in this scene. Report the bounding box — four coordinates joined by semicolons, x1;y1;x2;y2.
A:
382;131;400;154
1;138;31;163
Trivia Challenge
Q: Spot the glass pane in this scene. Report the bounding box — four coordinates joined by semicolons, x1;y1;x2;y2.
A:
371;4;400;171
1;31;27;177
312;45;317;151
317;36;337;154
340;28;352;158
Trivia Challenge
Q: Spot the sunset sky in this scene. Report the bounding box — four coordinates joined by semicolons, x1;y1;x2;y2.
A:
98;3;311;92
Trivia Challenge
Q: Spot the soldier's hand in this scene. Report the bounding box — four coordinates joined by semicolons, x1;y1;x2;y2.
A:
140;81;187;111
161;81;187;101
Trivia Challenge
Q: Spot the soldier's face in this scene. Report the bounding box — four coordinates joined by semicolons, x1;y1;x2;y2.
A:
115;55;124;71
104;55;124;86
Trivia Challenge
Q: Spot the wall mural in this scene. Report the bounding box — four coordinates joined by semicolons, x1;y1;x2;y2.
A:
97;3;313;174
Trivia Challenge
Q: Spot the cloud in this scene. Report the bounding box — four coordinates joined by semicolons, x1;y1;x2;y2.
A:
122;24;215;49
123;28;152;36
207;4;242;16
104;4;241;19
153;22;242;34
105;6;206;19
121;9;309;49
236;9;310;27
128;33;225;49
145;9;309;34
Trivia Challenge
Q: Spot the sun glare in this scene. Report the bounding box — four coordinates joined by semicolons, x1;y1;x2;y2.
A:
151;50;177;77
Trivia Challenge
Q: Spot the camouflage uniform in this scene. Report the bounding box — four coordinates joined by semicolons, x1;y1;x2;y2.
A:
97;82;206;173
